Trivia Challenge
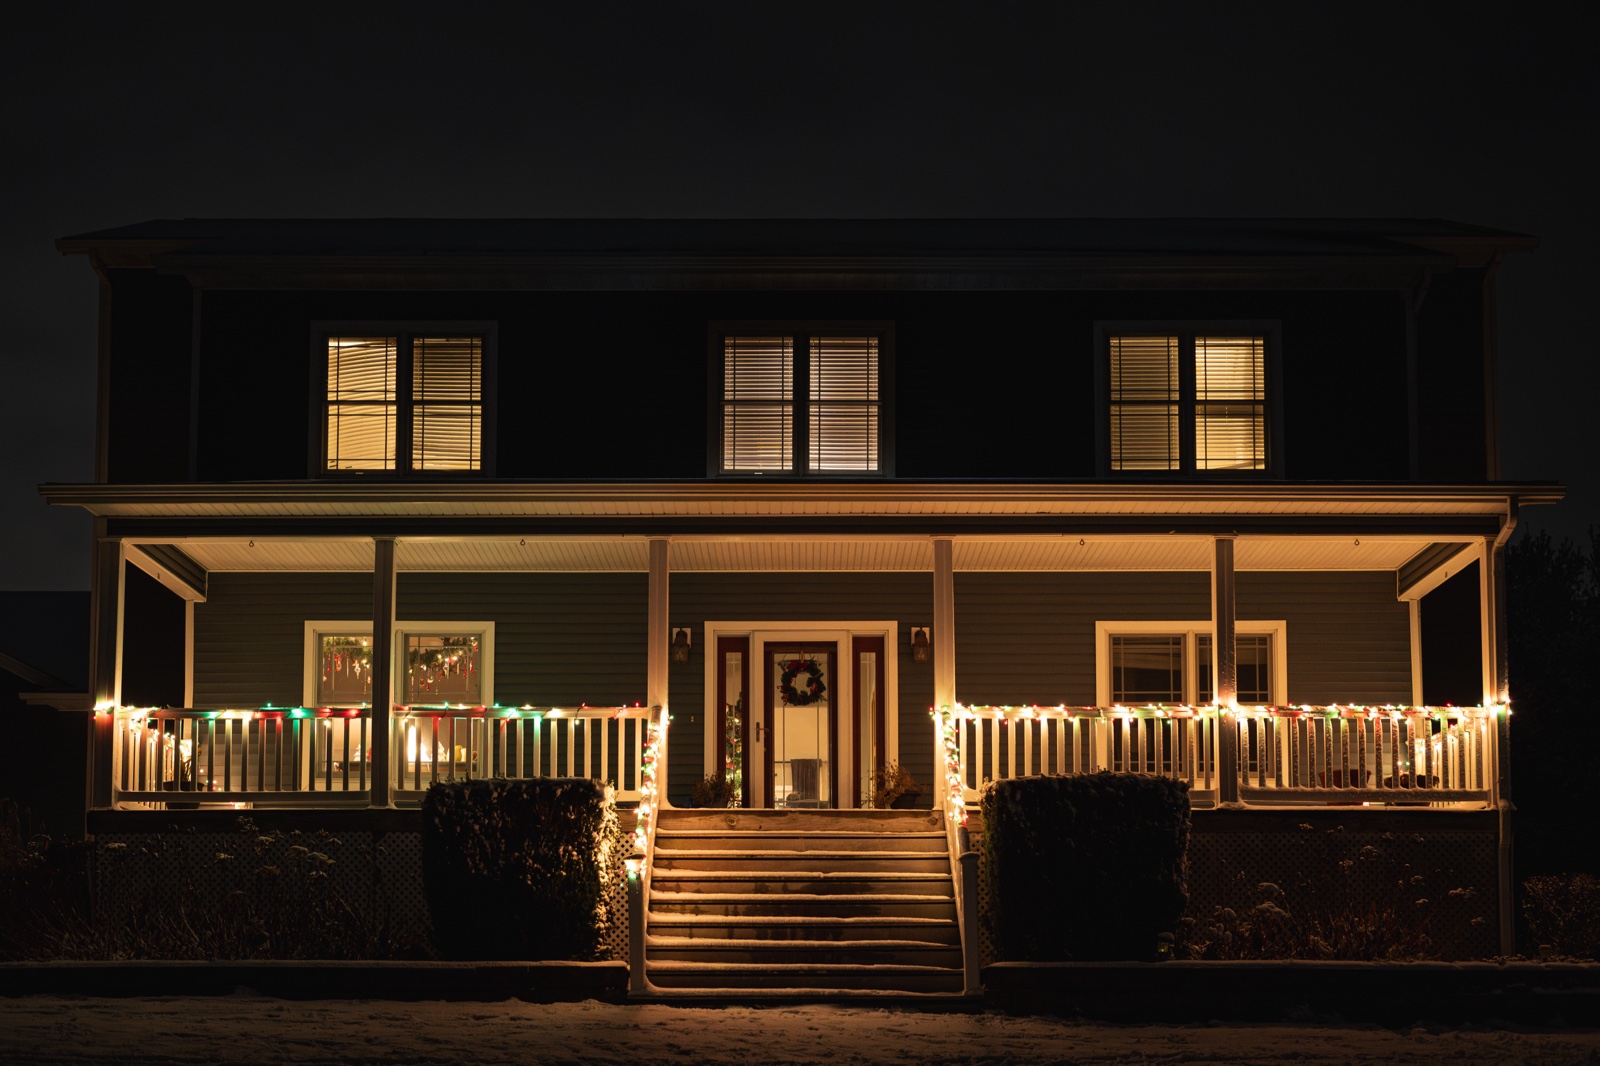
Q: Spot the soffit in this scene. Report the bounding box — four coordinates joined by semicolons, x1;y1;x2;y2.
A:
161;535;1437;574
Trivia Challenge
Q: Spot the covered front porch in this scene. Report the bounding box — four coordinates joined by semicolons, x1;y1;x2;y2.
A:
43;480;1533;819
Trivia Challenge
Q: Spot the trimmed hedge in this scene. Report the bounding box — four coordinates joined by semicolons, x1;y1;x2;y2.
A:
982;773;1190;961
422;779;624;961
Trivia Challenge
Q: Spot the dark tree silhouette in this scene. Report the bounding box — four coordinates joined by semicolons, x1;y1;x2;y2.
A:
1507;528;1600;876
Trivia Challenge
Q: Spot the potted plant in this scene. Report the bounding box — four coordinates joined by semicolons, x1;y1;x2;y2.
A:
870;761;924;809
690;772;737;808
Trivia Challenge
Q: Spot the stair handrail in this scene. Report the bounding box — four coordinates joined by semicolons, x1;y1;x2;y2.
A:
627;703;670;995
935;704;982;996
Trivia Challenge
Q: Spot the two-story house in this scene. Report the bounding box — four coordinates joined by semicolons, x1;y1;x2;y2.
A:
42;219;1557;992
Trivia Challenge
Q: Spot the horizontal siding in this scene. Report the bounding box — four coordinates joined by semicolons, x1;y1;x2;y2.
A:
194;574;370;707
1238;571;1411;704
194;573;646;708
398;573;647;706
956;572;1210;706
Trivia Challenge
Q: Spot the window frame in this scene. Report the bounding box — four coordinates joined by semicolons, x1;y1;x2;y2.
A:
303;620;497;708
707;321;895;478
1093;321;1283;477
310;321;497;478
1094;619;1288;706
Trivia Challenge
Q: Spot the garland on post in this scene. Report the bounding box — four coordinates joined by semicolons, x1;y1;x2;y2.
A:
779;658;828;706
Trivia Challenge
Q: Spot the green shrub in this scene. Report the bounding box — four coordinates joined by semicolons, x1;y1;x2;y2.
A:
982;773;1189;961
1523;873;1600;958
422;778;624;960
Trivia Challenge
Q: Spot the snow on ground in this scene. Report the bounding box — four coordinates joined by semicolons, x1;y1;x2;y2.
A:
2;996;1598;1065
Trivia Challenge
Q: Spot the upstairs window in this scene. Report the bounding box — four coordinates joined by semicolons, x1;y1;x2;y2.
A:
715;325;890;476
320;325;494;474
1100;326;1277;475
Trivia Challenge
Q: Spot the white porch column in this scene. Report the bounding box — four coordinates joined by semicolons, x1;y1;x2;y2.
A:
88;533;125;811
1212;535;1240;806
369;536;397;808
932;537;956;712
647;538;670;713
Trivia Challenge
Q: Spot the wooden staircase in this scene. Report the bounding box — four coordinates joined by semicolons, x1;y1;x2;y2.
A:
642;807;965;996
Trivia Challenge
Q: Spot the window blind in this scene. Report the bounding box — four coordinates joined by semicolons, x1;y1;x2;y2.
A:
412;336;482;470
1195;335;1265;471
723;336;794;472
1108;335;1179;471
809;336;880;472
326;336;397;470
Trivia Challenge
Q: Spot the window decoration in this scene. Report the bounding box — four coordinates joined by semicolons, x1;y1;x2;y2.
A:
1105;329;1270;473
308;623;493;707
719;327;886;475
324;330;485;473
779;657;828;706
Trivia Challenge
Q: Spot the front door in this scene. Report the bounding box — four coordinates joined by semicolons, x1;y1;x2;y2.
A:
764;642;838;808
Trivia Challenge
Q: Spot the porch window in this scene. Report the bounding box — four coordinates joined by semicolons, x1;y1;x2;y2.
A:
716;326;890;476
1101;326;1275;474
308;623;494;706
321;326;493;474
1099;622;1284;705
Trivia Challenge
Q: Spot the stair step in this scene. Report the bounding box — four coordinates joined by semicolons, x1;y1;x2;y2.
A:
649;892;956;919
645;913;959;944
650;872;953;896
646;936;963;967
646;961;965;992
656;831;946;853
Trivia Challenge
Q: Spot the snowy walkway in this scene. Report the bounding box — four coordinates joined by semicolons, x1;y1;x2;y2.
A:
3;996;1599;1065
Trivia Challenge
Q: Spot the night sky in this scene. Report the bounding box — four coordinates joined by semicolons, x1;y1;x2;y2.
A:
3;4;1594;590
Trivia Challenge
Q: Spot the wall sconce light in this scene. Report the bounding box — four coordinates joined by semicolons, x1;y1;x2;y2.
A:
671;627;692;664
910;627;931;664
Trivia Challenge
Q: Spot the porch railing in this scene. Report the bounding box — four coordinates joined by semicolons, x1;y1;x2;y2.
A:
390;704;653;803
941;703;1496;809
111;704;653;808
1233;704;1496;805
113;706;372;807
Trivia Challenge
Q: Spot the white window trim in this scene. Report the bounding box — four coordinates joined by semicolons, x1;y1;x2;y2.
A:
303;620;496;707
1095;619;1287;706
701;620;901;809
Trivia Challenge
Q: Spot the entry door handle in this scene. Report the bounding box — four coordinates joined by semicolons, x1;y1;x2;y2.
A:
755;722;763;742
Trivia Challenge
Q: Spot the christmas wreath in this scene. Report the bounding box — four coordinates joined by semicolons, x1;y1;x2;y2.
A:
779;657;828;706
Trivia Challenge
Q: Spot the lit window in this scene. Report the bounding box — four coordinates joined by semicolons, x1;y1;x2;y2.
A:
308;623;494;706
718;327;888;475
323;329;488;473
1105;329;1271;474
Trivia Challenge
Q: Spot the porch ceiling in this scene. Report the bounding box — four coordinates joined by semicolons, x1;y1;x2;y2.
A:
156;535;1432;574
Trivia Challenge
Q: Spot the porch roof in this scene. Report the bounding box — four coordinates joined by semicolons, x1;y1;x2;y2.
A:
40;479;1558;523
44;480;1557;594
